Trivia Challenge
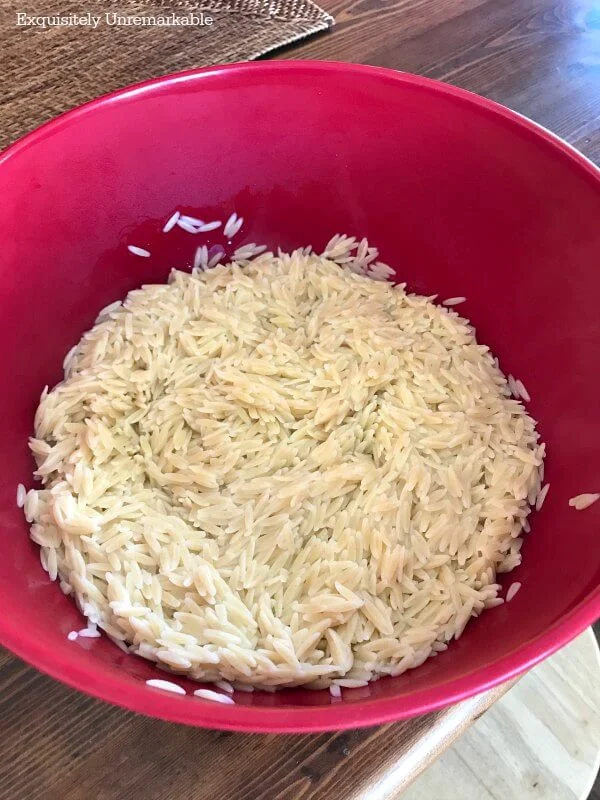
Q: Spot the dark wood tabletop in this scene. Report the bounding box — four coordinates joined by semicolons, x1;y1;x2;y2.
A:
0;646;513;800
1;1;599;799
275;0;600;166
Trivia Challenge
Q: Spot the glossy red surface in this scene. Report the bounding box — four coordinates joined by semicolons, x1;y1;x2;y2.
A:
0;62;599;732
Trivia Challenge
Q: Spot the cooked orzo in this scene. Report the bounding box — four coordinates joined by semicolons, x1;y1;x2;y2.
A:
22;239;544;690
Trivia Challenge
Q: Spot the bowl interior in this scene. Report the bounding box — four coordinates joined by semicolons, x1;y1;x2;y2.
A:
0;62;599;731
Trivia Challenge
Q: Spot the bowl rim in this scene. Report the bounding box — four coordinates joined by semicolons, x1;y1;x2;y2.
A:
1;60;599;732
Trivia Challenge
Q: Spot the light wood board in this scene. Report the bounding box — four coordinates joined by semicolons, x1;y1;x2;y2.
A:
405;629;600;800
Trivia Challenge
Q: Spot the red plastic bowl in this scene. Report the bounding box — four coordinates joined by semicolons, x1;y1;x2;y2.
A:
0;62;599;732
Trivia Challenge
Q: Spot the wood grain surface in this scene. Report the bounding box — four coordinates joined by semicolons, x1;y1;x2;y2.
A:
274;0;600;166
404;629;600;800
2;1;599;798
0;645;512;800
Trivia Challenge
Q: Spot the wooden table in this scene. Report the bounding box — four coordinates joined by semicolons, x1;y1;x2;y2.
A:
274;0;600;166
0;646;512;800
2;1;599;797
2;632;598;800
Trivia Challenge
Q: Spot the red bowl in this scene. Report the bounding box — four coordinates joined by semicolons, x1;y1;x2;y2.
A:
1;61;599;732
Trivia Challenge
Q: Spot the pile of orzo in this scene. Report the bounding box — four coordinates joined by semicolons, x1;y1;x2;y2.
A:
22;240;544;690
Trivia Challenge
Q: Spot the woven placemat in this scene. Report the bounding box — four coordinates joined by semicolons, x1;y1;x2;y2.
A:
0;0;333;149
